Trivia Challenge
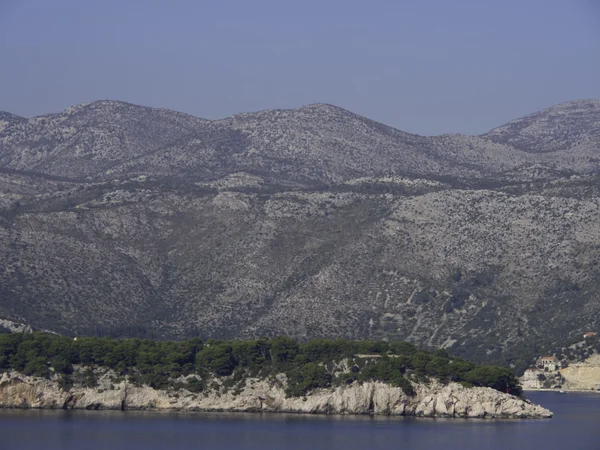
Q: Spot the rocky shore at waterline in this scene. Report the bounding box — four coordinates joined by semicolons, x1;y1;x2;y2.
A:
0;371;552;419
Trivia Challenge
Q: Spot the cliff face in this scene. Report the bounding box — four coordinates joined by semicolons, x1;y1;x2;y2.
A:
0;371;551;419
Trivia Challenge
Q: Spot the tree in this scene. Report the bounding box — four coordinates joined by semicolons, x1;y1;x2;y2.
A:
269;336;299;364
465;366;522;396
51;358;74;375
285;363;332;397
23;356;49;378
196;344;236;376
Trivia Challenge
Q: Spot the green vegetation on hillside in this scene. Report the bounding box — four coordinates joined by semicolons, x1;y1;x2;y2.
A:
0;333;522;396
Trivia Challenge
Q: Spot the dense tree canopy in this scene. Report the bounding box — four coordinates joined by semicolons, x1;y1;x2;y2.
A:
0;333;522;396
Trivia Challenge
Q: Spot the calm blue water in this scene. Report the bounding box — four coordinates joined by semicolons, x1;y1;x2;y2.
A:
0;392;598;450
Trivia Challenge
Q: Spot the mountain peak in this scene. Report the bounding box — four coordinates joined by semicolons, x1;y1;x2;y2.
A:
0;111;26;132
59;99;205;119
546;98;600;109
297;103;351;113
481;99;600;153
224;103;355;122
0;111;26;121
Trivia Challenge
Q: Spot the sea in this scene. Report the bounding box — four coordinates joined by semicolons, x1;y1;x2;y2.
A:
0;391;598;450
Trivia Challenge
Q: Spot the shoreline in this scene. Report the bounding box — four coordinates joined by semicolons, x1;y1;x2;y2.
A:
0;372;552;420
523;388;600;394
0;400;548;420
0;404;552;421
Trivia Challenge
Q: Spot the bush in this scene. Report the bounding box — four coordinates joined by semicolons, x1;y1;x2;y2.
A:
59;375;74;391
186;377;204;393
83;368;98;388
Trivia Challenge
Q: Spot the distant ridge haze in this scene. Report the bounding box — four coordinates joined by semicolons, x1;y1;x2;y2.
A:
1;98;599;184
3;98;600;136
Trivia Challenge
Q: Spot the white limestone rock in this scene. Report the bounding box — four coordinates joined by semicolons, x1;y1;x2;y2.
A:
0;371;552;419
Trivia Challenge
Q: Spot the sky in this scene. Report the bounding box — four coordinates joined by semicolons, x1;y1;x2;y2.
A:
1;0;599;136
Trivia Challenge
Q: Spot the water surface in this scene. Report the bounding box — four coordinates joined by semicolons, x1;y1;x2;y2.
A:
1;392;598;449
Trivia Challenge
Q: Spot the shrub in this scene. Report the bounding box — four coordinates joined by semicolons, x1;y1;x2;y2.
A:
186;377;204;393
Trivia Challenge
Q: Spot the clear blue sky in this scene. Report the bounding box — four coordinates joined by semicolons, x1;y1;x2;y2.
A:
1;0;599;135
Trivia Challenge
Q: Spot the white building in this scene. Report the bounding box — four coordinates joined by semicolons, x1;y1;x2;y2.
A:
537;356;558;371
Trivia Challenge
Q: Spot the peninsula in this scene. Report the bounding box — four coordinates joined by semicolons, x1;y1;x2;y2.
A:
0;333;551;418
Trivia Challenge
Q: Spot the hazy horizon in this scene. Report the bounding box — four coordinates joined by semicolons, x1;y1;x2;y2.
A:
1;0;599;136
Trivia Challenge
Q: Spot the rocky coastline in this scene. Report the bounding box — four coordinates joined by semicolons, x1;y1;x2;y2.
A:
0;370;552;419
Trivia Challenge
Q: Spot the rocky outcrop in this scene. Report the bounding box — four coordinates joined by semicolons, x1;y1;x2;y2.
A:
0;371;551;418
559;355;600;391
0;318;32;334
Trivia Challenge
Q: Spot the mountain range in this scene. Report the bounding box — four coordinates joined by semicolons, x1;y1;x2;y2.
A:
1;98;600;370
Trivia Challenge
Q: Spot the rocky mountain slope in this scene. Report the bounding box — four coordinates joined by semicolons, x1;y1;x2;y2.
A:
0;101;207;180
0;112;26;133
482;99;600;154
0;100;542;185
1;99;600;369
